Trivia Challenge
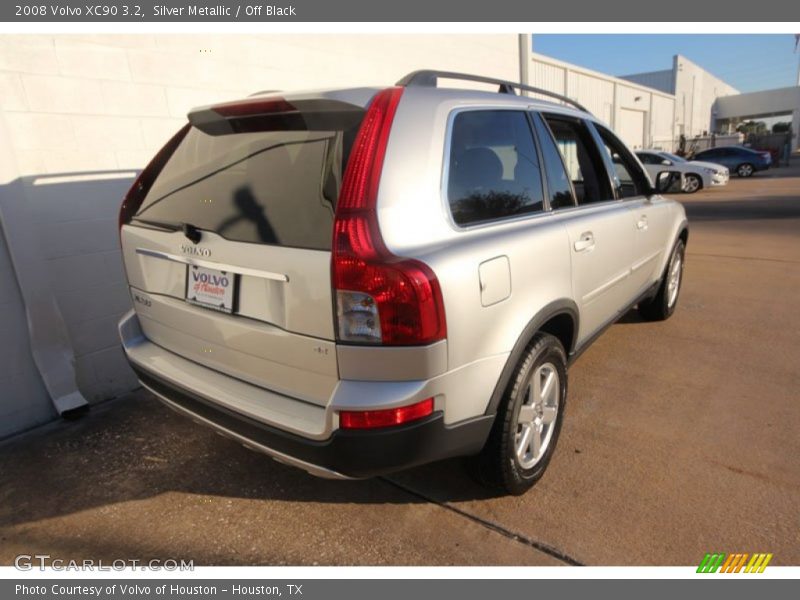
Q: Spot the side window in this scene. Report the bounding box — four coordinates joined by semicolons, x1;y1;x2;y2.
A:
542;115;613;205
531;113;575;210
593;124;648;199
638;153;660;165
447;110;545;226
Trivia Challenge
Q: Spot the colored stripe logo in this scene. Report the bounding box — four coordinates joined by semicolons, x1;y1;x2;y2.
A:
697;553;773;573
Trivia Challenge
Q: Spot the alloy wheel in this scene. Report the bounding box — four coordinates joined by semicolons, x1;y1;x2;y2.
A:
514;363;560;469
683;175;701;193
667;250;683;308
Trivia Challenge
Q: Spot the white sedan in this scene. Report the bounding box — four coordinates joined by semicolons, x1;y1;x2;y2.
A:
636;150;729;194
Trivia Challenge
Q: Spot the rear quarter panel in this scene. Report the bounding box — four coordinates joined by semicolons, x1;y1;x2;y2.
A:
375;89;574;418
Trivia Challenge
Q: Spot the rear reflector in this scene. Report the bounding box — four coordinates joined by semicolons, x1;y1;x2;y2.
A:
339;398;434;430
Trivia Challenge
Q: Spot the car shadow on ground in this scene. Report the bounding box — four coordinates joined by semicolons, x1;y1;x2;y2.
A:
615;309;646;325
681;195;800;222
0;308;694;528
0;391;505;530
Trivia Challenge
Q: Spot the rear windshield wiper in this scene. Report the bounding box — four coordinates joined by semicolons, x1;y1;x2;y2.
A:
129;217;204;243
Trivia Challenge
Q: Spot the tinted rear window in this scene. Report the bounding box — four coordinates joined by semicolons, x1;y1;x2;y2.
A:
135;113;362;250
446;110;545;226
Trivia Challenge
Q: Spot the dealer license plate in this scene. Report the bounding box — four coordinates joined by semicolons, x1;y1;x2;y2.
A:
185;265;235;313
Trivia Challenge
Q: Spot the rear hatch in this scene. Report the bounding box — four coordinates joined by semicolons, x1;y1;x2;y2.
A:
120;91;373;406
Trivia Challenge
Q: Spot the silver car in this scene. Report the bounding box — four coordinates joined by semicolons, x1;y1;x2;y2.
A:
118;71;688;495
636;149;729;194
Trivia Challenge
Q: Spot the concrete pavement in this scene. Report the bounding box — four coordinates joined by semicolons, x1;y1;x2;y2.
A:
1;162;798;566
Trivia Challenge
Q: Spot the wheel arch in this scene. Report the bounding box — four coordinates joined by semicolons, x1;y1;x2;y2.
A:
483;299;579;416
678;224;689;245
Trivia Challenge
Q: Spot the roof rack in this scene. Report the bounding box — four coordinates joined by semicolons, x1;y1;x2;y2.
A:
396;70;590;114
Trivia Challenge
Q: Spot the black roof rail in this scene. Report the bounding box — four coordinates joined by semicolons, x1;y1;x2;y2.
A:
396;70;591;114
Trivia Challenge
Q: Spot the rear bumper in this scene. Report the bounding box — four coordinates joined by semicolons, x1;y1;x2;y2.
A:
131;362;493;479
119;309;493;479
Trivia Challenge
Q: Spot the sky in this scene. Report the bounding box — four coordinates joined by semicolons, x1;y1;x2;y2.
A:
531;35;800;93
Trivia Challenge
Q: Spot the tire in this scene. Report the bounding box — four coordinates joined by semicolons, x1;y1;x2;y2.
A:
682;174;702;194
638;239;685;321
736;163;754;178
469;333;568;495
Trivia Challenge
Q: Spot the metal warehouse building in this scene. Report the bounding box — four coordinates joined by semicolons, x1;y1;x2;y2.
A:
525;51;678;150
621;54;740;141
524;51;767;152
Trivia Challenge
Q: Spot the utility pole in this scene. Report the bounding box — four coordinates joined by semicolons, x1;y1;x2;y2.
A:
796;34;800;86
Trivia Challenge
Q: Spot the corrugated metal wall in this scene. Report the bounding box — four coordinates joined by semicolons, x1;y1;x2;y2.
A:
528;53;676;150
567;71;615;120
651;94;678;149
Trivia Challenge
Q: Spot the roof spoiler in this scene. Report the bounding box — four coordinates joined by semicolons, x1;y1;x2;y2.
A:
187;97;364;135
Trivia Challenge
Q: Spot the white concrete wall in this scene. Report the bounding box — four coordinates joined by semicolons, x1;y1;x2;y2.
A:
0;109;60;438
0;213;55;438
0;34;520;433
672;54;739;138
528;53;676;149
716;86;800;151
715;86;800;118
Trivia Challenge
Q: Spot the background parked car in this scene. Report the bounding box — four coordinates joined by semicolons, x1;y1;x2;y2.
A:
692;145;771;178
636;150;729;194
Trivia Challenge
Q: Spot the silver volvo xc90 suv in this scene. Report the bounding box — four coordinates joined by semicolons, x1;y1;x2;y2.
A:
118;71;688;494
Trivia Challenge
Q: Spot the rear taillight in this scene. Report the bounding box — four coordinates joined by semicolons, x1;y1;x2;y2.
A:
339;398;434;429
118;124;191;231
332;87;446;346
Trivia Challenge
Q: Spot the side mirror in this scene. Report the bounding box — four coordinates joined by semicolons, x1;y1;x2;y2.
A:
654;171;682;194
661;159;672;166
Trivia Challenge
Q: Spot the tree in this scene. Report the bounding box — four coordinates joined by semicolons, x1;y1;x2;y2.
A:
736;120;768;135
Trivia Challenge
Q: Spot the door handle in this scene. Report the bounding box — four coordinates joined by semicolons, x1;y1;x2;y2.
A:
573;231;595;252
636;215;648;230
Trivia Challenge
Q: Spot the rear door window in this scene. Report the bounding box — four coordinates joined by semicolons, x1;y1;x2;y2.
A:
542;115;613;205
447;110;545;226
637;152;661;165
593;124;649;199
531;113;576;210
134;108;362;251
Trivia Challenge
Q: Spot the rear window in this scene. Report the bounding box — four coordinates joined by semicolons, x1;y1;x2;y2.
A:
135;111;363;251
